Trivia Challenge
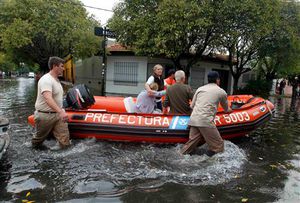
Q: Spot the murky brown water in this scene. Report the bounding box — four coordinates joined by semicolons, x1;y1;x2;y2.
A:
0;78;299;202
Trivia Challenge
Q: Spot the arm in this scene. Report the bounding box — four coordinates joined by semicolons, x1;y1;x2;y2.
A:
42;91;68;121
145;76;154;91
220;92;232;113
145;76;155;95
187;86;194;101
154;90;166;97
190;90;198;109
145;83;151;92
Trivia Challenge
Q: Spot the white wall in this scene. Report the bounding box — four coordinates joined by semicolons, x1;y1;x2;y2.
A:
88;55;235;96
106;56;148;96
75;56;103;95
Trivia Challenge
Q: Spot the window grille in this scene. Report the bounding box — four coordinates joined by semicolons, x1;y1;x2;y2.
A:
114;62;138;86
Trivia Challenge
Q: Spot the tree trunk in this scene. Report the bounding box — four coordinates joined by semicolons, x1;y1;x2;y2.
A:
233;77;239;94
292;84;298;100
38;61;49;74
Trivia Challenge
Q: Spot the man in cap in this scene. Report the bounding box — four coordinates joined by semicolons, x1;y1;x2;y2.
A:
180;71;231;156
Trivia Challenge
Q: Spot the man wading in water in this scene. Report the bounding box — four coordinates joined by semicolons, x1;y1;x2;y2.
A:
32;56;70;150
181;71;232;156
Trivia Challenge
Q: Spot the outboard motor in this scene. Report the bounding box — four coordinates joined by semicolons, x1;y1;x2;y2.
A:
65;84;95;109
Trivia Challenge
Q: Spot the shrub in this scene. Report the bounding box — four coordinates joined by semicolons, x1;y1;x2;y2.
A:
236;79;272;98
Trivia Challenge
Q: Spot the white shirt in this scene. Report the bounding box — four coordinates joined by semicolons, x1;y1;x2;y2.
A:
35;73;63;111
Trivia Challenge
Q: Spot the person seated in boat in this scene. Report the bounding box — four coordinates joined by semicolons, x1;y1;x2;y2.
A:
136;83;165;114
180;71;232;157
145;64;165;111
164;69;176;88
163;70;193;115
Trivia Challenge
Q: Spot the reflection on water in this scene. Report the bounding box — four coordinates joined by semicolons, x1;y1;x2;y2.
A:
0;78;299;202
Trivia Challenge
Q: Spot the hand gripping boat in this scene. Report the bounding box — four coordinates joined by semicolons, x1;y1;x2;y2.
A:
28;84;275;143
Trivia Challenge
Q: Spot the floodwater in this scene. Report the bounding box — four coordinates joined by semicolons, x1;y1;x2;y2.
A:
0;78;299;202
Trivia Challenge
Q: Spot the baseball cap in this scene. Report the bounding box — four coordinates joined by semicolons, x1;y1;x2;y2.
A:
207;71;220;80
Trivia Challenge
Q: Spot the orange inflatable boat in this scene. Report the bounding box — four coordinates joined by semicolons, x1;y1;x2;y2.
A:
28;85;275;143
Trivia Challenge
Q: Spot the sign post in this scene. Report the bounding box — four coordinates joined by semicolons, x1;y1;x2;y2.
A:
94;27;116;96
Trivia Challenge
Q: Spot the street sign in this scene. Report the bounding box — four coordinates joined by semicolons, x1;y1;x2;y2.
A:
105;29;116;38
94;27;104;36
94;27;116;38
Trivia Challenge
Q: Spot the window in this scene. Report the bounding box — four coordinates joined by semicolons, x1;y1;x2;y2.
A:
114;62;138;86
190;68;205;90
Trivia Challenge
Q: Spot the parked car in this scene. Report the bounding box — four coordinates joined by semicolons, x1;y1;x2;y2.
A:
28;72;35;78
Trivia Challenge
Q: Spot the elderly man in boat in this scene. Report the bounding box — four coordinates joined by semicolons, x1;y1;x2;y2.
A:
181;71;232;156
163;70;193;115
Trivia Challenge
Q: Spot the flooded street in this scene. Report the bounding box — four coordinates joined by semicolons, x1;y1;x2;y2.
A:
0;78;300;202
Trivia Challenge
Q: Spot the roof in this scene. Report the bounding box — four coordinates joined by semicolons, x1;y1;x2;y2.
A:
107;44;132;52
107;43;235;63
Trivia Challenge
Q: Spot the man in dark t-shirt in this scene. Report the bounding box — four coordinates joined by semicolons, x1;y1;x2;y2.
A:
163;70;193;115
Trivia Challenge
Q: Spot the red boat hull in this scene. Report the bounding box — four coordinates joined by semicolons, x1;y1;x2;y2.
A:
28;95;275;143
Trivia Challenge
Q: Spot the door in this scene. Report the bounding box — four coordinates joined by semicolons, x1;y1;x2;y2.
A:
213;69;229;92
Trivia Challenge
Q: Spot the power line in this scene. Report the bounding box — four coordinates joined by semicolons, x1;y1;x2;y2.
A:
1;1;114;12
82;4;113;12
62;1;114;12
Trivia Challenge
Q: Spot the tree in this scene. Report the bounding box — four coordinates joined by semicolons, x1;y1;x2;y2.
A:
0;52;16;72
108;0;222;75
257;0;300;98
0;0;101;72
216;0;281;93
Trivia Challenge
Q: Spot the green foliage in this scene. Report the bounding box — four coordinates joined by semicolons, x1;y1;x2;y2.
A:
216;0;280;93
257;1;300;81
108;0;220;70
0;52;16;71
0;0;101;71
236;79;272;98
108;0;287;85
0;61;16;72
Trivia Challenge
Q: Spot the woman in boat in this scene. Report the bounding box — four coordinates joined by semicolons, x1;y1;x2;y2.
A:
145;64;165;111
136;83;165;114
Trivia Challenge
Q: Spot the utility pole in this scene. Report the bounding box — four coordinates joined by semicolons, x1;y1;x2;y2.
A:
101;27;107;96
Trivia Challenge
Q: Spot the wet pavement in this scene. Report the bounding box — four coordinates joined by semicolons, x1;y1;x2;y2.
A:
0;78;299;202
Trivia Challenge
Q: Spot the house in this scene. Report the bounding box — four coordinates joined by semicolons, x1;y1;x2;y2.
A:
74;56;104;95
74;44;235;96
105;44;234;96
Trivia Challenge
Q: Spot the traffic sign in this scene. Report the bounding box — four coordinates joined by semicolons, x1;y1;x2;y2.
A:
94;27;116;38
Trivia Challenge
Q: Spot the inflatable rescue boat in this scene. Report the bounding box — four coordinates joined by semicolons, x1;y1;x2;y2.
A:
28;84;275;143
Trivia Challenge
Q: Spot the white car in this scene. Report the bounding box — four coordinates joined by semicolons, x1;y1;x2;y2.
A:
28;72;35;78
